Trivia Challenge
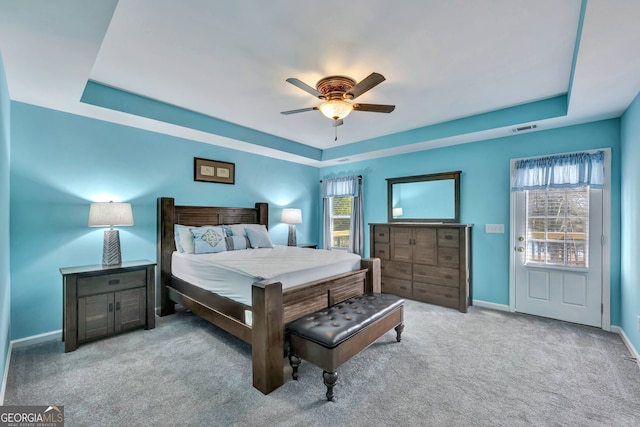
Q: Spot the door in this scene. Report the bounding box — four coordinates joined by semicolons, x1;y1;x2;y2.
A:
513;186;603;327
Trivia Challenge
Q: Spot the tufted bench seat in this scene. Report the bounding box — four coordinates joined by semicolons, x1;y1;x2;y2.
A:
287;293;404;401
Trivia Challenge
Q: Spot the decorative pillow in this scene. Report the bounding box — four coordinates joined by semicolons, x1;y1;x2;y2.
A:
191;226;227;254
174;224;196;254
225;235;250;250
245;226;274;248
227;223;267;237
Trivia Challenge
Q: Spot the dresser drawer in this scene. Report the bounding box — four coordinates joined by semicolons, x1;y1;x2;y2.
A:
373;243;390;260
78;270;146;296
438;247;459;268
373;226;390;243
413;265;459;288
381;277;412;298
381;260;411;280
438;228;459;248
412;282;459;308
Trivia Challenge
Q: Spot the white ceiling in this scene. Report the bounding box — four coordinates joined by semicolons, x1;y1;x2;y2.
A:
1;0;640;166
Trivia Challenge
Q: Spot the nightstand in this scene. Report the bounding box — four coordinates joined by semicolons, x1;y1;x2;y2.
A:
61;260;156;352
297;243;318;249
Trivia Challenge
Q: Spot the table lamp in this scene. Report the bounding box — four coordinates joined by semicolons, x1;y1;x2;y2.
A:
89;201;134;265
281;208;302;246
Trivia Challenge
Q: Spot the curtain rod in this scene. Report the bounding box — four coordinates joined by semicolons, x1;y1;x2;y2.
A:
319;175;362;183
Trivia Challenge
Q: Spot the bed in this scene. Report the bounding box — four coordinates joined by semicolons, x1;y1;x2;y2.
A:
157;197;381;394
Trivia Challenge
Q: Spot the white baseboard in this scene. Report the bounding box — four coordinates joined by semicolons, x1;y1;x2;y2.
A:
11;330;62;348
472;300;511;312
612;326;640;370
1;341;10;405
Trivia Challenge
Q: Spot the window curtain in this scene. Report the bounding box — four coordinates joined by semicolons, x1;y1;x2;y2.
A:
512;151;605;191
321;176;364;255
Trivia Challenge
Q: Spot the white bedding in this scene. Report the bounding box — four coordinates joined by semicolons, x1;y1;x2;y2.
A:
172;245;361;306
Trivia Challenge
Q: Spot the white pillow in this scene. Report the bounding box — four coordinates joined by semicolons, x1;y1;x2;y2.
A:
174;224;196;254
191;226;227;254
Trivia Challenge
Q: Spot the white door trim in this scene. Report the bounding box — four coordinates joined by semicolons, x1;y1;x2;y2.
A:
508;147;611;331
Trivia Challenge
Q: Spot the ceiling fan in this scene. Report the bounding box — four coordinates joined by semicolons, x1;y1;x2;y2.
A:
281;72;395;131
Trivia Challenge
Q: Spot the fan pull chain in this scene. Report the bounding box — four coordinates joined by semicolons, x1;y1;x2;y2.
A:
335;124;338;141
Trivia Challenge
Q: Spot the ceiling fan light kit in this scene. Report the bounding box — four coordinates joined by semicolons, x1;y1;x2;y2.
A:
318;99;354;120
282;72;395;132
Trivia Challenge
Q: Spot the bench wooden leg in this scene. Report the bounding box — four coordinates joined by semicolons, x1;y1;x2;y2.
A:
289;353;301;380
395;322;405;342
323;370;338;401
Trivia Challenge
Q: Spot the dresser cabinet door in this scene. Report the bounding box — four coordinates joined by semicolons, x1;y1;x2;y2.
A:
413;228;437;265
391;228;413;262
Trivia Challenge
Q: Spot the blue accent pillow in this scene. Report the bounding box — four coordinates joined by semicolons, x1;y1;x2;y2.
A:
245;226;274;248
191;226;227;254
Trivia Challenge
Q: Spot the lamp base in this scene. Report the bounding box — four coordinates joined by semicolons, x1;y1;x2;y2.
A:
103;229;122;266
287;224;297;246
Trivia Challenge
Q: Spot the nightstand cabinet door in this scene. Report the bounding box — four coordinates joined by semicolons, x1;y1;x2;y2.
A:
78;293;115;341
115;288;146;331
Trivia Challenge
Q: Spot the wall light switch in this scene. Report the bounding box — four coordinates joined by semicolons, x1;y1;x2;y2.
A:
485;224;505;234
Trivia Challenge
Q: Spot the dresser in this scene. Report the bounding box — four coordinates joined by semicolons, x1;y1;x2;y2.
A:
61;260;156;352
369;223;472;312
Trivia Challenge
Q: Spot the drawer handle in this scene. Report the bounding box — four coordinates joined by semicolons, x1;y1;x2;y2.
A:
445;235;453;240
400;286;407;290
109;279;120;285
379;250;385;254
378;233;385;237
109;303;113;312
445;275;453;279
116;301;121;311
444;256;452;260
417;289;425;293
381;266;386;270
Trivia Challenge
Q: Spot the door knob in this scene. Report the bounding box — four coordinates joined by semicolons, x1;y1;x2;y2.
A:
518;236;525;242
516;247;525;253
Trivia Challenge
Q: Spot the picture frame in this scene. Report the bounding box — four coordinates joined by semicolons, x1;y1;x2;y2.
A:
194;157;235;184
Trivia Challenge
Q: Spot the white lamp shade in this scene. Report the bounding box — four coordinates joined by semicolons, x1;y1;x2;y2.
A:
281;208;302;224
89;202;134;227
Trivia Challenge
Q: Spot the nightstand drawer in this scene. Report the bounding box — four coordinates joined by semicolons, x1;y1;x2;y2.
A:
78;270;146;296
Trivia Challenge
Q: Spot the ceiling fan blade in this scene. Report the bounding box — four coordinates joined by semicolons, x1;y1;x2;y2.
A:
280;107;318;115
332;119;344;127
344;72;386;99
285;78;325;99
353;103;395;113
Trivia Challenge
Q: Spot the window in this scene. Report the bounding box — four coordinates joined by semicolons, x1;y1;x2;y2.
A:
525;187;589;267
329;196;352;250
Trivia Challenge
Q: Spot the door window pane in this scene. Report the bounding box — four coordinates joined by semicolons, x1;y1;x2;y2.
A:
525;188;589;267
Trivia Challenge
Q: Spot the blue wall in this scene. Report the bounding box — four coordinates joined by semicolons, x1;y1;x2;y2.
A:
9;102;320;339
620;91;640;352
0;53;10;390
320;120;621;323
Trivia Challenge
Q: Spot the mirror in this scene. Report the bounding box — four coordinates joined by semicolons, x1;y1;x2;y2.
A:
387;171;460;223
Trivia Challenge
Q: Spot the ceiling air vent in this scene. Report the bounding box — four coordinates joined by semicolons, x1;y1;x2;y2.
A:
511;124;538;133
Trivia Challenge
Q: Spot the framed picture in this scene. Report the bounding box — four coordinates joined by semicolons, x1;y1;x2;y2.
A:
194;157;235;184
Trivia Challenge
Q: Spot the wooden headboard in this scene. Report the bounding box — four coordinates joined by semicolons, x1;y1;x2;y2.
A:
156;197;269;314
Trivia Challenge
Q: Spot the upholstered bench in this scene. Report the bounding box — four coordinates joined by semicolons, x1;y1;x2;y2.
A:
287;293;404;401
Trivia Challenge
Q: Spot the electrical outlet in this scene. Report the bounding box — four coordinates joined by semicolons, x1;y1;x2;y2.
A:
485;224;505;234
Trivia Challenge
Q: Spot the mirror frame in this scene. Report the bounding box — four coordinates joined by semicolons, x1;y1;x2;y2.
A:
386;171;461;223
